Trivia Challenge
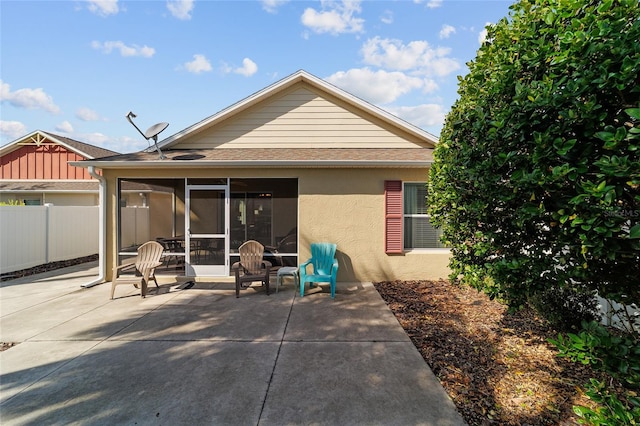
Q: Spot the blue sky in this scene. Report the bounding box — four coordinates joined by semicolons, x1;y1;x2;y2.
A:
0;0;512;153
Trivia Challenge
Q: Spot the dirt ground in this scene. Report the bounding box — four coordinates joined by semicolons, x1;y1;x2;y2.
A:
374;279;605;426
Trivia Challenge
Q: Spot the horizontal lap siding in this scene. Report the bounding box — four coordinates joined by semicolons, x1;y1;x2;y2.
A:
0;145;91;179
176;88;423;149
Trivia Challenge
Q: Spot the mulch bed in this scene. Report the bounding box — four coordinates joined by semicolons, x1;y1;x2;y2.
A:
374;279;605;425
0;254;98;282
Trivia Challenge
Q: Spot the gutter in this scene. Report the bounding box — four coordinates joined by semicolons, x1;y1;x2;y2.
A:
81;165;106;288
70;160;434;169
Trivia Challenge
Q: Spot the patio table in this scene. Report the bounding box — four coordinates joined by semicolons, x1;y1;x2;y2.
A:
276;266;298;293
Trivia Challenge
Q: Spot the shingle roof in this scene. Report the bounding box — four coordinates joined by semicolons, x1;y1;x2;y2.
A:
43;132;119;158
0;180;99;192
0;130;119;159
73;148;434;168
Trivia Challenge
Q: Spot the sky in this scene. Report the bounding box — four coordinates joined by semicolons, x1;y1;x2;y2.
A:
0;0;513;153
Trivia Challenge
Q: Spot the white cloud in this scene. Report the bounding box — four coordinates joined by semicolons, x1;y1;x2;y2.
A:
261;0;289;13
479;22;492;44
385;104;446;128
184;54;212;74
439;24;456;39
380;10;393;25
361;37;460;77
103;135;152;154
81;132;111;146
326;68;424;104
86;0;119;16
301;0;364;35
76;107;101;121
421;79;439;94
423;0;443;8
55;121;74;133
0;120;28;140
0;80;60;114
233;58;258;77
91;41;155;58
167;0;194;20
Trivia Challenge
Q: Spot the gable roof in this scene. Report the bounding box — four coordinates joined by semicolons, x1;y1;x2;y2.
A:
73;70;438;169
158;70;439;150
0;130;119;159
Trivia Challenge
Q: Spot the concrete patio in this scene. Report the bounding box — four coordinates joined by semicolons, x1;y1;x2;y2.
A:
0;262;466;425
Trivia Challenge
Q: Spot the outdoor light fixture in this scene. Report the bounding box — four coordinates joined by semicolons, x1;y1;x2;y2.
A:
126;111;169;159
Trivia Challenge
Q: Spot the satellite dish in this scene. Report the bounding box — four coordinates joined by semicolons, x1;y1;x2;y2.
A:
144;122;169;140
125;112;169;160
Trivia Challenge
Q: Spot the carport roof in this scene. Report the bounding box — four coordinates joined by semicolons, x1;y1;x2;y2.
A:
71;148;434;169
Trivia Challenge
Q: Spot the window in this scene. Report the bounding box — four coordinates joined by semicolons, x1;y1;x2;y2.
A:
403;183;445;249
385;181;445;253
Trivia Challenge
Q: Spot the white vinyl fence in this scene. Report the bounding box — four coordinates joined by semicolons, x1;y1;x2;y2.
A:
0;205;99;274
120;206;150;248
597;295;639;334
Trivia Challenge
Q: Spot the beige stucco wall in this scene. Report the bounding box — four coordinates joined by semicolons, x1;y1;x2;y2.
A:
102;167;450;283
298;168;450;282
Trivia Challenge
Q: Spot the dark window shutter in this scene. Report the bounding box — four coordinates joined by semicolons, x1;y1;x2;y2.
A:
384;180;403;254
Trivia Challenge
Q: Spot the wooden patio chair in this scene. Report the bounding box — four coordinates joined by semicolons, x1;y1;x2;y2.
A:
299;242;339;298
232;240;271;297
111;240;164;299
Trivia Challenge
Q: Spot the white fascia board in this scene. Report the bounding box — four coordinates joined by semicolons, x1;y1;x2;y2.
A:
0;130;41;156
70;159;432;169
0;130;94;158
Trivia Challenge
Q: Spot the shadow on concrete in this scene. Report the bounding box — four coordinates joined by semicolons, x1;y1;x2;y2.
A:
1;272;465;425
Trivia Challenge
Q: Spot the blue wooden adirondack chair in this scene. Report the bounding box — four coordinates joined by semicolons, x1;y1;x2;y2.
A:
299;243;339;298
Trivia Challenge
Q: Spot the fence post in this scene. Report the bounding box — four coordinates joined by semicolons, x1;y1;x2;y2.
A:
44;203;53;264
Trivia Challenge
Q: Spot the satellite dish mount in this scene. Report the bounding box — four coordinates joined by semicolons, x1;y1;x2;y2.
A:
126;111;168;160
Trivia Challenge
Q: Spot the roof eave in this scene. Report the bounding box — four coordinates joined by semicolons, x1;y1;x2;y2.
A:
1;130;96;158
70;160;433;169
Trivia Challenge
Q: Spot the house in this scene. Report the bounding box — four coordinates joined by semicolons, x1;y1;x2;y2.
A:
72;70;450;283
0;132;120;273
0;131;118;206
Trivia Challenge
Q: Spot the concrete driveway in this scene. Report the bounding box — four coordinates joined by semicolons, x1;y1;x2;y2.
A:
0;262;466;425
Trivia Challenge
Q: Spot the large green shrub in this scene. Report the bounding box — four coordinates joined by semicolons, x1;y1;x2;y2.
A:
530;286;601;332
428;0;640;310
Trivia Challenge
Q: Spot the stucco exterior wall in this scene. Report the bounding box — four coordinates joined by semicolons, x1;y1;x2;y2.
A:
102;167;450;282
298;168;450;282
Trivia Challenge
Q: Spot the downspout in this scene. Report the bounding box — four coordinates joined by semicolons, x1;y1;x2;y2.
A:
81;165;106;288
